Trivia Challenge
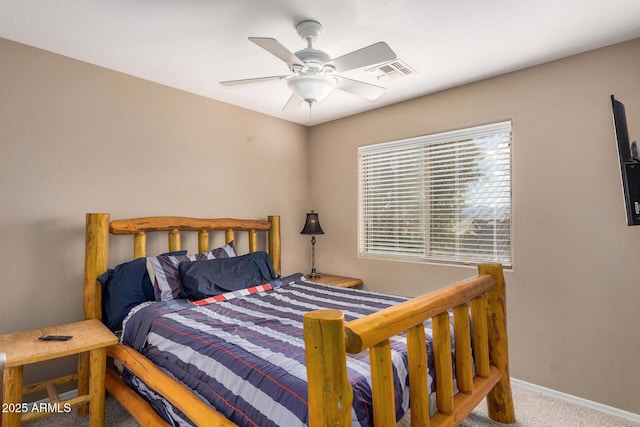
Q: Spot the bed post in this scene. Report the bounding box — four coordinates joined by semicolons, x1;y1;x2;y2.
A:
83;213;110;320
478;263;516;424
268;215;281;276
303;309;352;426
78;213;110;416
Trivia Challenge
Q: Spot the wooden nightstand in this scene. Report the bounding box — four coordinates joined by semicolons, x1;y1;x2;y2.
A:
0;319;118;427
308;273;363;288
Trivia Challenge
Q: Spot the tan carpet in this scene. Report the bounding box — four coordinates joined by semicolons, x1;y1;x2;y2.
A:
24;382;640;426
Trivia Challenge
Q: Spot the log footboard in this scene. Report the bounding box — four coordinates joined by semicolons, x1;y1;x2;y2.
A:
304;263;515;426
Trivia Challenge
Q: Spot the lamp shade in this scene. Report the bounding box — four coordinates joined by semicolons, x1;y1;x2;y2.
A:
287;74;337;105
300;210;324;235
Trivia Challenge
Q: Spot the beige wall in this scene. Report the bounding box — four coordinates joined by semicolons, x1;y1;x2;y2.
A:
0;38;310;385
2;34;640;415
309;38;640;414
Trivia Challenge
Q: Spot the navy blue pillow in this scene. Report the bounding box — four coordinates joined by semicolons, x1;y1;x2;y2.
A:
178;251;278;300
99;251;187;331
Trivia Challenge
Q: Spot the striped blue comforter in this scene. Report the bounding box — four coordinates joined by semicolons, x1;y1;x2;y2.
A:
121;278;440;426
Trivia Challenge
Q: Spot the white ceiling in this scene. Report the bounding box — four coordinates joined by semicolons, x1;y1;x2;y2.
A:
1;1;639;125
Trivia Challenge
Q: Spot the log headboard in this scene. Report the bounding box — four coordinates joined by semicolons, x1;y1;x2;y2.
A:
82;213;281;321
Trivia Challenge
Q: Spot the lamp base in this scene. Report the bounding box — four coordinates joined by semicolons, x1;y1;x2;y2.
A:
307;272;321;279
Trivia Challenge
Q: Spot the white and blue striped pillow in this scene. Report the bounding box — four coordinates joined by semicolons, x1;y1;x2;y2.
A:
147;242;236;301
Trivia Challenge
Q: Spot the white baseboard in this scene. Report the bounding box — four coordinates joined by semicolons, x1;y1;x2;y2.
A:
511;378;640;423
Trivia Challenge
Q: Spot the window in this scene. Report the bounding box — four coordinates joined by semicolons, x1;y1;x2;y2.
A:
358;121;512;267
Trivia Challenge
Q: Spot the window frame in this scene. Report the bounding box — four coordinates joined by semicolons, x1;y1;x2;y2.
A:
358;121;513;268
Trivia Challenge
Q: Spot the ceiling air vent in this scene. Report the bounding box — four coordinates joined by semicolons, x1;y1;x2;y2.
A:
366;59;416;82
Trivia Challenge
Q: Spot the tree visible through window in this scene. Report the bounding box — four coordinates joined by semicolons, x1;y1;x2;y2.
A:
358;121;512;267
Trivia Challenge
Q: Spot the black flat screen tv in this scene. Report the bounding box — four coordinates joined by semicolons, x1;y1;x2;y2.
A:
611;95;640;225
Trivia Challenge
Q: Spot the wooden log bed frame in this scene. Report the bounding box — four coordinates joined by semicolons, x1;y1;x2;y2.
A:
81;213;515;426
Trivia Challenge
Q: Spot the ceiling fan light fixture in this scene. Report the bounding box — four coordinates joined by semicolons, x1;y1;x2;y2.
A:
287;74;337;105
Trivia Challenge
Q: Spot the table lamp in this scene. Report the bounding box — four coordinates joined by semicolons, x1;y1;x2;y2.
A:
300;210;324;278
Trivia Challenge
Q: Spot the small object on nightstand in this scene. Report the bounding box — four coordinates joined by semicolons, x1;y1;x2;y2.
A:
38;335;73;341
0;319;118;426
308;273;363;289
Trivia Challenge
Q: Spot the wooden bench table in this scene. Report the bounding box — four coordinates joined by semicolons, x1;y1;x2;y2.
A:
0;319;118;426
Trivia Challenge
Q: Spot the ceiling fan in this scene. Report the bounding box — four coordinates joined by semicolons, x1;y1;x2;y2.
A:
220;20;397;110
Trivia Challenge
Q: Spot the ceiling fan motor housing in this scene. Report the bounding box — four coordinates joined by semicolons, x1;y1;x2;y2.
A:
293;49;331;73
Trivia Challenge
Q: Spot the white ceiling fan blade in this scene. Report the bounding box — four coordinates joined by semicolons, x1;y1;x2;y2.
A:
249;37;305;69
328;42;397;73
220;75;286;86
282;92;304;111
335;76;386;101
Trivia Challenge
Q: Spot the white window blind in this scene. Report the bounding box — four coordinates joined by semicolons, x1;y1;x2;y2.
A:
358;121;512;267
